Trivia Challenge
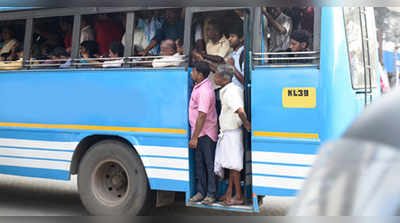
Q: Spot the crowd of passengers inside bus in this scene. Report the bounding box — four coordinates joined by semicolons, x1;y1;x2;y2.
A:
0;7;315;70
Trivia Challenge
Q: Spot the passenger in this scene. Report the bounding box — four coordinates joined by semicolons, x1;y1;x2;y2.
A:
0;26;17;61
300;7;314;36
262;7;292;52
0;45;23;70
188;61;219;205
80;40;99;65
121;14;148;54
213;64;251;206
225;22;245;89
152;39;185;68
288;30;312;63
80;17;96;43
59;18;73;54
135;10;163;55
94;14;123;56
140;9;184;56
102;42;124;68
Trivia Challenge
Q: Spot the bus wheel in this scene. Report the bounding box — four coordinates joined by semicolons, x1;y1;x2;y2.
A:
77;140;152;215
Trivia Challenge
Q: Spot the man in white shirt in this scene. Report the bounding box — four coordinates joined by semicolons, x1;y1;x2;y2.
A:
80;17;95;43
102;42;124;68
213;64;251;206
262;7;292;52
152;39;185;68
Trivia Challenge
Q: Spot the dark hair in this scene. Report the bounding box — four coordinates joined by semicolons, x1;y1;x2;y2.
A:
162;39;177;52
176;39;183;47
49;47;68;57
207;19;223;34
229;22;243;39
290;30;310;48
109;41;124;57
193;61;211;78
80;40;98;57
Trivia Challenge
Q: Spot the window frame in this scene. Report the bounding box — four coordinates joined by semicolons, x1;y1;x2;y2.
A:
343;7;378;91
252;7;321;69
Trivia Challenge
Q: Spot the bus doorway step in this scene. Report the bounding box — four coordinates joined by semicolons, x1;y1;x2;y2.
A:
187;201;254;213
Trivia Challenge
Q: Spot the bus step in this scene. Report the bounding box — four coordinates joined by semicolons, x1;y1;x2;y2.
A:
187;201;254;213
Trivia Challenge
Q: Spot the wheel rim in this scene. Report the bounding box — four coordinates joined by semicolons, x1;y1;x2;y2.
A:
92;159;129;207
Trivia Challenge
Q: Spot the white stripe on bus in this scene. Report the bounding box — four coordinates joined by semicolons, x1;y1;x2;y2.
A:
252;151;316;165
0;156;69;170
252;164;311;178
145;168;189;181
141;157;188;170
0;138;78;151
135;145;188;158
253;175;305;190
0;147;73;161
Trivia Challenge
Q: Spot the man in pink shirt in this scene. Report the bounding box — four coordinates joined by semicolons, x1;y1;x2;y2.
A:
188;61;219;205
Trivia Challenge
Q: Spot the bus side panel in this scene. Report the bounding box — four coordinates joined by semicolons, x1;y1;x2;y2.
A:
251;67;320;196
0;69;189;192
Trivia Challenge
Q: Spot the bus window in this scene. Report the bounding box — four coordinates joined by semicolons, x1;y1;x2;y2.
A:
28;16;74;69
344;7;377;89
258;7;319;66
126;8;186;68
0;19;25;70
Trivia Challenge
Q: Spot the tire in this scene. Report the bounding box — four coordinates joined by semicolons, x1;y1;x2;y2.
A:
77;140;152;215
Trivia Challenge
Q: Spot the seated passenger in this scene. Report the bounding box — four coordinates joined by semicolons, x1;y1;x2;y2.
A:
262;7;292;52
152;39;185;68
288;29;312;63
94;14;123;56
80;40;99;65
0;27;18;61
102;42;124;68
0;45;23;70
140;9;184;56
44;47;71;68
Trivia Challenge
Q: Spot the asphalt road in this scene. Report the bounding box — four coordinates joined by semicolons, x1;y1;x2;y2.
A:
0;174;293;216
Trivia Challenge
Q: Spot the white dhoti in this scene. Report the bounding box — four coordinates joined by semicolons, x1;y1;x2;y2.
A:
214;128;244;179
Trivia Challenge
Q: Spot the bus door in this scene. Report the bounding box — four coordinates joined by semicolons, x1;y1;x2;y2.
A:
249;7;321;197
185;7;256;212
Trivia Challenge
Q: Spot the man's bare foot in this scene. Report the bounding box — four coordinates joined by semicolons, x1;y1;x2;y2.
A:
224;198;244;206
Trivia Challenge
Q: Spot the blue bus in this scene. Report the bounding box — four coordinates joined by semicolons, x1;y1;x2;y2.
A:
0;7;380;214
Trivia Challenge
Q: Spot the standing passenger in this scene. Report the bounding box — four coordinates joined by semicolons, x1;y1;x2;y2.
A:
94;14;123;56
226;22;245;89
262;7;292;52
213;64;251;206
140;9;184;56
188;61;219;205
80;17;96;43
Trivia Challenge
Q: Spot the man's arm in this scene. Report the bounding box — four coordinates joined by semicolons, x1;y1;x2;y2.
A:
236;107;251;132
189;112;207;148
262;8;287;34
226;58;245;85
140;39;158;56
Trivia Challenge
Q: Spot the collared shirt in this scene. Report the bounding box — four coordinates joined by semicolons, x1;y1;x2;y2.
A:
263;13;292;52
228;45;245;89
206;35;232;58
152;53;185;68
137;17;163;55
80;25;95;43
219;82;244;132
189;78;218;142
122;28;149;52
